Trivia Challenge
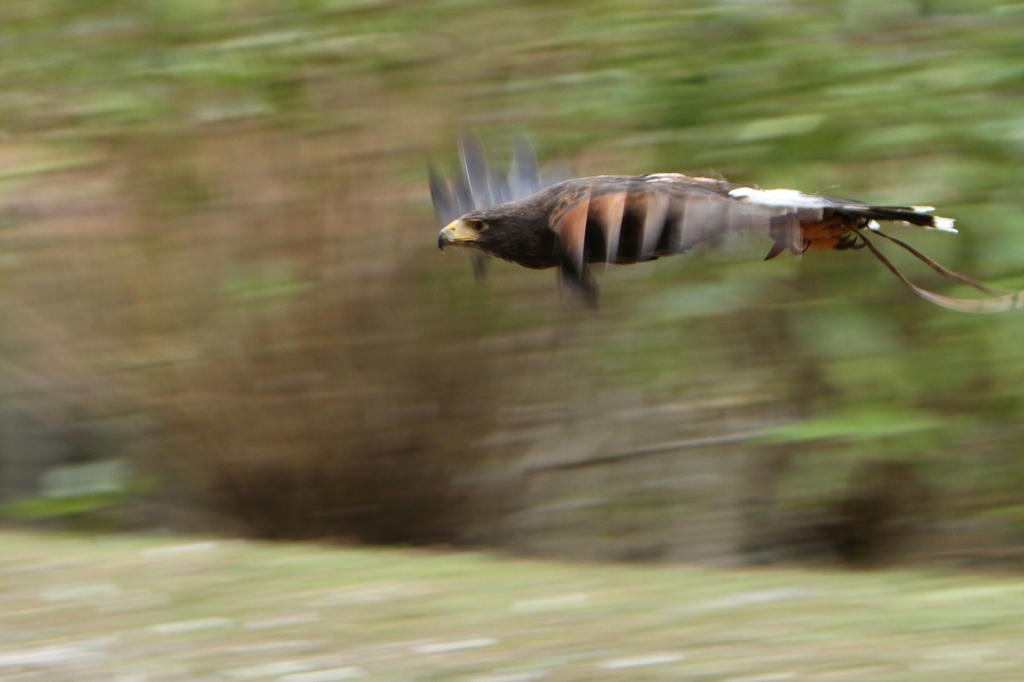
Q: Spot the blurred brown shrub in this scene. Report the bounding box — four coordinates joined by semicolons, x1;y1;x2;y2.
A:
779;460;933;566
1;123;508;543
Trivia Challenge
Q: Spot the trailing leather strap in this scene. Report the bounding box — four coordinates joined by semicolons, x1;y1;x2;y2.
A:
854;229;1023;313
872;230;1000;295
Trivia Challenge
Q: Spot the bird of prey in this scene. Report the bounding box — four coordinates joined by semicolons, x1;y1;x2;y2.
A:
431;132;1019;312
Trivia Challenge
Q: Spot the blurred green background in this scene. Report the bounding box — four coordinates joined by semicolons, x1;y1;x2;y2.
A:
2;0;1024;565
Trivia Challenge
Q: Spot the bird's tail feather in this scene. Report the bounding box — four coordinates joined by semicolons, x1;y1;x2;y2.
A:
842;205;957;233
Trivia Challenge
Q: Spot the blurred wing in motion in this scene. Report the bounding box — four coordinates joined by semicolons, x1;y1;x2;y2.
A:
510;136;543;200
428;166;459;227
458;129;494;209
434;134;1018;313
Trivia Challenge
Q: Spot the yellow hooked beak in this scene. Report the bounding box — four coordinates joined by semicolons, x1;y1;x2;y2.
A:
438;219;481;251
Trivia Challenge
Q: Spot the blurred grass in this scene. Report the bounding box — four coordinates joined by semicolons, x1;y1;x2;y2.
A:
2;0;1024;554
2;531;1024;680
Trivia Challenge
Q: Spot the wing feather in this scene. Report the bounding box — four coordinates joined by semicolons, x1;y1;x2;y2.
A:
458;129;494;209
451;161;474;214
589;191;626;264
428;165;458;227
640;192;670;261
645;178;810;256
724;199;772;237
510;136;543;200
491;165;512;205
769;213;803;255
678;191;730;248
552;190;591;275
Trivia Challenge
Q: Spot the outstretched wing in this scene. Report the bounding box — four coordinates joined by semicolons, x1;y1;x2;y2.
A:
547;175;802;283
544;175;797;306
546;174;961;306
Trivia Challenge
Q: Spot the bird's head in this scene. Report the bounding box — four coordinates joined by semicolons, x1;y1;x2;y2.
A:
437;215;491;252
437;200;557;269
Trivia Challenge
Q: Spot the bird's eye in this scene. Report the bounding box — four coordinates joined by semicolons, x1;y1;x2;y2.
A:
467;219;488;232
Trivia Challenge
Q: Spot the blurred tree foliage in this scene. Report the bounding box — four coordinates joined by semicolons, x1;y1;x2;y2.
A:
2;0;1024;554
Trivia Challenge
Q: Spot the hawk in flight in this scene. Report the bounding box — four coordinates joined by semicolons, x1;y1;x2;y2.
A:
431;132;1018;312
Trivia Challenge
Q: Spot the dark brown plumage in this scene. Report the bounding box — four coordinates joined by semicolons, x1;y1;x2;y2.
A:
431;132;1019;312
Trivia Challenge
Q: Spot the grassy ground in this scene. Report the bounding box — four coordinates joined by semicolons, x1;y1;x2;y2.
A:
1;532;1023;681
